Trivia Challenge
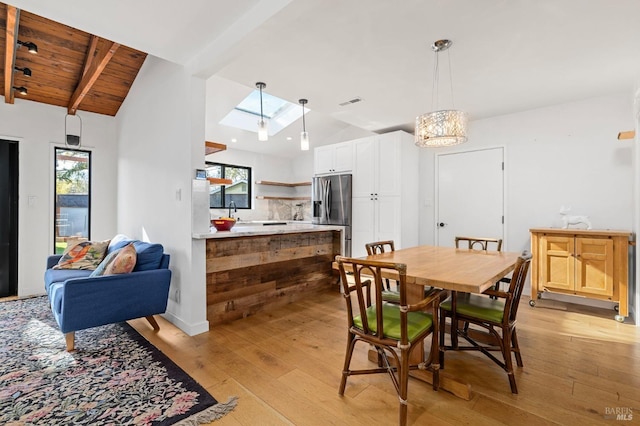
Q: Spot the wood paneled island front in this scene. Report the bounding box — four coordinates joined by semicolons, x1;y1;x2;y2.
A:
195;224;343;325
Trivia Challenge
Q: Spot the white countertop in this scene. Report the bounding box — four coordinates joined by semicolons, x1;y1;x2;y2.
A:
192;223;344;239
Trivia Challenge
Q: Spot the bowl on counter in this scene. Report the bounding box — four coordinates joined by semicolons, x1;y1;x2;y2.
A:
211;217;236;231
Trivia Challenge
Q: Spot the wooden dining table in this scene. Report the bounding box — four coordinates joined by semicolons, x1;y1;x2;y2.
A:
358;244;521;400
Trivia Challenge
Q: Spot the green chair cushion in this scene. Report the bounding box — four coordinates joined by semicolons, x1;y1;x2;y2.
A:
353;303;433;341
440;294;505;323
381;290;400;303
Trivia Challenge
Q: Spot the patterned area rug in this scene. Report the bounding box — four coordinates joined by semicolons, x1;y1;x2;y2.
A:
0;296;237;425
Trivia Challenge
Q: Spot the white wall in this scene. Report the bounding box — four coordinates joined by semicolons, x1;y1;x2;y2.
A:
418;93;636;312
115;56;209;335
0;99;118;297
633;81;640;322
207;147;304;220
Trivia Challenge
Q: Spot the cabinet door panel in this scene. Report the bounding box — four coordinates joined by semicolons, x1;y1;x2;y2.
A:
540;235;574;291
352;138;375;197
333;142;353;173
375;196;401;247
575;237;614;297
351;196;374;258
314;146;334;175
376;135;401;197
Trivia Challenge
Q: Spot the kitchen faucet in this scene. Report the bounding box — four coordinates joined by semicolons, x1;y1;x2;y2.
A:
228;200;237;218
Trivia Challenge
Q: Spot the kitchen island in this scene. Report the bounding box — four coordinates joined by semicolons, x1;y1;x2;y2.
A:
193;223;343;325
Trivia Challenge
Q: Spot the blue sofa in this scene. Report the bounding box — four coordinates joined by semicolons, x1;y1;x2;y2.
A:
44;237;172;351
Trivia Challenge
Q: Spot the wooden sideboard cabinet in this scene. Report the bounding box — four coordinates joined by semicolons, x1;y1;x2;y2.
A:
529;228;633;322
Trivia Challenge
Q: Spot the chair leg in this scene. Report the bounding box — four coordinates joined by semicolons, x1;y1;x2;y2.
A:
146;315;160;331
502;328;518;394
65;332;75;352
399;348;409;426
339;333;357;396
430;333;440;391
438;309;446;368
511;328;523;367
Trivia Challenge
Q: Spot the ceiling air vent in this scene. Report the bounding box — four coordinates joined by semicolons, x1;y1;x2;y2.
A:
339;97;363;107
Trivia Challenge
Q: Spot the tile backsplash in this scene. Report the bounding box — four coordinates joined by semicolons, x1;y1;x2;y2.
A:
210;199;311;222
267;200;310;221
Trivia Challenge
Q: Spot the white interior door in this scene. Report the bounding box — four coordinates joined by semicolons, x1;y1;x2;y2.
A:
436;148;505;247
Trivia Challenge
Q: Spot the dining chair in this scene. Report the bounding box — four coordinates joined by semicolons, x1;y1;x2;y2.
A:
438;253;532;394
365;240;401;302
454;236;503;251
365;240;438;302
335;255;445;426
455;236;510;295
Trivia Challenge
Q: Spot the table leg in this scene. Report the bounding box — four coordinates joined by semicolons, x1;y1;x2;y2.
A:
451;290;459;349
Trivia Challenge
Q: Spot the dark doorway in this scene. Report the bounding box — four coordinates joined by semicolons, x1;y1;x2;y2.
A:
0;140;18;297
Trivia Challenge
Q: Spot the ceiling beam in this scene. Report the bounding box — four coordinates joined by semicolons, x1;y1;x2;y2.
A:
81;35;99;77
68;38;120;114
4;6;19;104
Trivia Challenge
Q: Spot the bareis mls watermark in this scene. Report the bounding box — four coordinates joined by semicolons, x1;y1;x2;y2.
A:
604;407;633;421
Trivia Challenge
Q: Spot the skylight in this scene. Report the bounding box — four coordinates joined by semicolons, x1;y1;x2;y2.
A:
235;90;287;119
220;89;304;136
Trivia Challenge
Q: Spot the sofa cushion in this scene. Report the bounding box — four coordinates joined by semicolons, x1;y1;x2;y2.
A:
91;243;138;276
105;243;137;275
44;269;92;292
90;249;119;277
48;281;65;315
131;241;164;271
107;234;131;254
106;238;163;271
52;240;109;270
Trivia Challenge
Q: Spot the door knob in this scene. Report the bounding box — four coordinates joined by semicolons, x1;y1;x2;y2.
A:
438;222;447;227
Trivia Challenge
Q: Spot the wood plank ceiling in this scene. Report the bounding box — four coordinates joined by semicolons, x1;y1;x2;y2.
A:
0;2;146;116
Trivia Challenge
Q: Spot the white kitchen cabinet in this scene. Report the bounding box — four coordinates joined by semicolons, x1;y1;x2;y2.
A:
351;131;418;257
314;141;353;175
352;195;402;257
352;135;402;198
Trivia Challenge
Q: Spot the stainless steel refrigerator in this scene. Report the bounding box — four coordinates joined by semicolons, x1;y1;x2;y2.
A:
312;174;352;256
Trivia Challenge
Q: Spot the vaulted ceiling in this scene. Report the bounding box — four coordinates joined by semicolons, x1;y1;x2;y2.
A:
1;2;146;116
2;1;640;159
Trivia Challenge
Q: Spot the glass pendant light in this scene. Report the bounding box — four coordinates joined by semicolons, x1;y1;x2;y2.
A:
299;98;309;151
256;82;268;141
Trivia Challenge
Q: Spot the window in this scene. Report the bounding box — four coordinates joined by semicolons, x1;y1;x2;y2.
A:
206;162;251;209
218;89;304;136
54;148;91;254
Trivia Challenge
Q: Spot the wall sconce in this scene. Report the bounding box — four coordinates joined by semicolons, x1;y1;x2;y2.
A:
65;114;82;147
14;66;31;77
17;40;38;54
13;86;28;96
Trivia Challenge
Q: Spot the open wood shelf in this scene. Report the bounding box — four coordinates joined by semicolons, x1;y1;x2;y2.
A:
205;141;227;155
618;130;635;140
208;177;232;185
256;196;311;201
255;180;311;187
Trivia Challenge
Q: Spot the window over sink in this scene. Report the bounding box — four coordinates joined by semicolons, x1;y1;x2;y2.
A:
205;161;252;209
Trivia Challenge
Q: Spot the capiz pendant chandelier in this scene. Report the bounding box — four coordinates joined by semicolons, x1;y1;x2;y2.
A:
415;39;468;147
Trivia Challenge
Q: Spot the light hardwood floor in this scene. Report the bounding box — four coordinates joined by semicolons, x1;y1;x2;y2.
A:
128;290;640;425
